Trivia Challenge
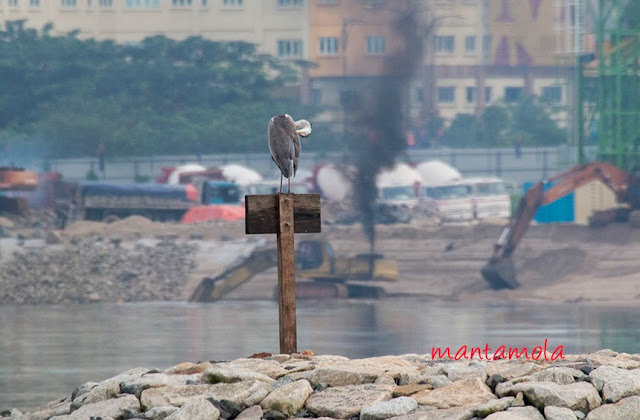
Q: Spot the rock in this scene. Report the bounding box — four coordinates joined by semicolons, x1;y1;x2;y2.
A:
485;362;544;382
143;406;179;419
235;405;263;420
140;380;272;410
45;230;63;244
304;383;394;419
443;361;487;382
164;362;212;375
388;405;476;419
206;399;242;418
485;406;545;419
529;367;586;385
475;397;515;417
393;384;433;397
412;377;497;409
127;373;204;389
497;381;601;413
544;405;578;420
50;394;140;419
585;395;640;419
164;398;220;420
203;365;276;384
359;396;418;420
304;366;379;387
260;379;313;416
588;365;640;403
220;358;289;379
375;375;397;386
12;398;72;420
72;379;120;406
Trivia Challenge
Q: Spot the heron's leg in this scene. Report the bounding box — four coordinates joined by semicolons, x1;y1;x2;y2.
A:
279;174;283;194
288;176;291;194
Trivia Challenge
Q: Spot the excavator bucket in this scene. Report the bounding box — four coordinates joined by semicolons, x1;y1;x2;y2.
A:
481;257;519;290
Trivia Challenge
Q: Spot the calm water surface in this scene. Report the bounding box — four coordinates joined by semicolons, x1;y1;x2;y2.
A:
2;299;640;412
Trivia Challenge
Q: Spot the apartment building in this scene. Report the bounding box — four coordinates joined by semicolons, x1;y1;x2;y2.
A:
423;0;570;125
0;0;309;63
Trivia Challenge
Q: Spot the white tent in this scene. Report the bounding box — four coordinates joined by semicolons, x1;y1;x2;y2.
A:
414;160;463;186
376;162;424;188
220;164;263;186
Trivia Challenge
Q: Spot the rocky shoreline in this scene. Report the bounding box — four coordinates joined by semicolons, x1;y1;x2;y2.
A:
5;349;640;420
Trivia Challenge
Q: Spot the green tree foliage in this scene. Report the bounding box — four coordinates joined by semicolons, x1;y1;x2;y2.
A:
0;20;313;158
442;96;565;147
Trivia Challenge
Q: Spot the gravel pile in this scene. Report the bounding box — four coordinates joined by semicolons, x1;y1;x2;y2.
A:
0;236;197;304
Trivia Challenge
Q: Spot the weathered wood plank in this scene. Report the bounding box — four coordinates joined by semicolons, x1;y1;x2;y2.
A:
277;194;297;354
245;194;321;234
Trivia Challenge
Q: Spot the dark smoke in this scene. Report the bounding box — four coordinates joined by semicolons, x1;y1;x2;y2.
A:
352;1;427;252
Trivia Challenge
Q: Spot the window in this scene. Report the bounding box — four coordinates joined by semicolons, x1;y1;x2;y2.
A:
277;0;302;7
87;0;91;6
222;0;242;7
201;0;207;5
504;87;523;103
8;0;18;7
438;87;455;104
435;36;455;54
362;0;385;7
366;36;385;55
172;0;192;6
99;0;113;8
466;87;476;104
485;86;492;102
30;0;40;7
542;86;562;104
319;0;338;3
277;39;302;58
61;0;77;8
319;37;338;55
465;36;476;54
126;0;160;7
482;35;491;58
415;87;424;102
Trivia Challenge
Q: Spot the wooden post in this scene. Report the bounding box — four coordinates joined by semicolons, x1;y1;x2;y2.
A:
277;194;296;354
245;193;321;354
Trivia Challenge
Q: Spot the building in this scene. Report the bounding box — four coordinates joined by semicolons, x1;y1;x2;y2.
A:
0;0;309;65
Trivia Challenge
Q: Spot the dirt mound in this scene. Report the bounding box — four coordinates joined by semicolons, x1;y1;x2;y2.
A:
518;247;588;288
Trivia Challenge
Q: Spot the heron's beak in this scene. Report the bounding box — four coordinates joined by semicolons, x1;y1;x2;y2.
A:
295;119;312;137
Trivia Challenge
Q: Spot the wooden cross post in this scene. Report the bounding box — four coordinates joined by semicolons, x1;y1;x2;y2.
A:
245;193;321;354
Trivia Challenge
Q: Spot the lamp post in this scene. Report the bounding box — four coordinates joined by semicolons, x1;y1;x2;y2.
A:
576;53;595;164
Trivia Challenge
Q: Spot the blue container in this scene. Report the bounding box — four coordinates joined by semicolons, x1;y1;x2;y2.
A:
522;182;574;223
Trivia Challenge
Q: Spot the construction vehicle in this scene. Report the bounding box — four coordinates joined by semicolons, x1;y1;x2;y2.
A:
189;236;398;301
75;181;200;222
0;166;39;213
481;162;640;289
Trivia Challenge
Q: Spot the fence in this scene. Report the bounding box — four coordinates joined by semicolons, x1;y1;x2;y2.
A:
42;145;586;186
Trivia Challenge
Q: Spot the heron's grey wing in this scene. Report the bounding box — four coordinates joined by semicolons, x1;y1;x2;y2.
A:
269;117;298;178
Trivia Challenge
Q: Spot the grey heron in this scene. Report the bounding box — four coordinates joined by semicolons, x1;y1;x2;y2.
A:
268;114;312;193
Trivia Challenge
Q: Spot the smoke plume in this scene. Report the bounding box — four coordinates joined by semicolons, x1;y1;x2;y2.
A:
351;1;427;251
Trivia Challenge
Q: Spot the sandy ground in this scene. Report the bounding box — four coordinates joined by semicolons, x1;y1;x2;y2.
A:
5;212;627;306
54;215;640;307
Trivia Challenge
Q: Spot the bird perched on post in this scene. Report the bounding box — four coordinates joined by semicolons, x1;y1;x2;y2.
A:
268;114;312;193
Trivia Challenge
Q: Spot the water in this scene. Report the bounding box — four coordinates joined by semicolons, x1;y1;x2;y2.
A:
2;299;640;412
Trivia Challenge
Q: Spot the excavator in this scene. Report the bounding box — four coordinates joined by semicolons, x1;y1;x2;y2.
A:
481;162;640;289
0;165;39;213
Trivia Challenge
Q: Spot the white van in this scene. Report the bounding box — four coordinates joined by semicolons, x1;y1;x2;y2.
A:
419;180;475;222
466;177;512;219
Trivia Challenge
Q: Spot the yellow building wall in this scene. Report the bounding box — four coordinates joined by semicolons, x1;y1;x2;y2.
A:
489;0;558;66
307;0;411;78
573;180;620;225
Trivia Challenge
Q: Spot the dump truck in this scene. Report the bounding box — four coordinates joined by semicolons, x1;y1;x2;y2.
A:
75;181;200;222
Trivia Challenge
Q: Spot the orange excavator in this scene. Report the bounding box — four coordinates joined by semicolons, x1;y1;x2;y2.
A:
0;165;39;213
481;162;640;289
